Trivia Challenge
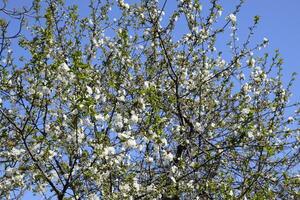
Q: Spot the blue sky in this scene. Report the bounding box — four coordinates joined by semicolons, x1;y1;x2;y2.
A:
2;0;300;199
238;0;300;99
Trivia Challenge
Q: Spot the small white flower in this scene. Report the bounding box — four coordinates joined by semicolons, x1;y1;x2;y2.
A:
263;37;269;43
120;183;130;192
164;152;174;162
117;95;125;102
41;86;50;95
103;146;115;156
95;114;104;121
86;86;93;95
95;94;101;100
242;83;251;93
241;108;250;115
118;131;130;139
146;156;154;163
190;162;197;168
118;0;130;9
92;37;99;47
287;117;294;123
123;3;129;9
170;176;176;183
137;44;144;50
48;150;56;159
11;147;25;156
171;166;178;174
88;18;94;26
238;72;245;80
228;13;237;23
126;139;137;147
45;124;50;132
138;97;146;110
7;80;12;86
218;10;223;16
77;131;85;144
211;123;216;128
88;193;100;200
194;122;202;132
5;167;14;176
60;62;70;72
248;131;254;139
187;180;194;189
133;179;140;191
246;57;256;67
144;81;150;88
130;112;139;124
114;113;124;129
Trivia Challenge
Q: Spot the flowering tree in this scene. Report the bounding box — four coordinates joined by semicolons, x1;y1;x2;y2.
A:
0;0;299;199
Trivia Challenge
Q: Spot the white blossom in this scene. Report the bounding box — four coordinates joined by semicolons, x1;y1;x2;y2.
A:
228;13;237;23
11;147;25;157
248;131;254;139
287;116;294;123
247;57;256;67
114;113;124;129
86;86;93;95
48;150;56;160
241;108;250;115
146;156;154;163
5;167;14;176
95;94;101;100
194;122;202;132
126;139;137;148
170;176;176;183
117;95;125;102
88;18;94;26
171;166;178;174
60;62;70;72
164;152;174;162
95;114;104;121
133;178;140;191
130;112;139;123
88;193;100;200
118;131;131;139
144;81;150;88
103;146;115;156
118;0;130;9
160;137;168;146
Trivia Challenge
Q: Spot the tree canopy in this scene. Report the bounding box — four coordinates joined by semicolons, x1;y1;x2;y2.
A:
0;0;299;199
